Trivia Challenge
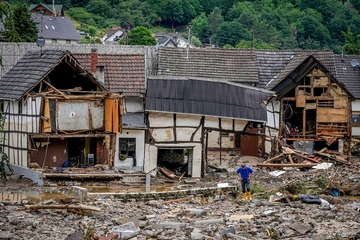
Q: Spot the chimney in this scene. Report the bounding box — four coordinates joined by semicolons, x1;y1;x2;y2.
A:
91;48;98;73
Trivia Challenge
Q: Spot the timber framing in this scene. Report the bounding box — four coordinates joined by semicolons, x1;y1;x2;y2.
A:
267;55;354;155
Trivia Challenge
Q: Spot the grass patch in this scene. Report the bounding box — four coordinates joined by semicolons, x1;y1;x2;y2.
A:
315;174;328;189
280;180;307;195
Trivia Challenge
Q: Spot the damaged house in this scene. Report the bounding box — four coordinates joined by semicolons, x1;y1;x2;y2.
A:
74;48;151;172
0;49;122;183
264;54;354;156
156;47;267;158
144;77;272;178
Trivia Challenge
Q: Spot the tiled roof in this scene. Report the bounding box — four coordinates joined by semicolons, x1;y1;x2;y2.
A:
334;54;360;98
74;54;146;97
0;49;104;101
264;50;335;90
256;50;295;88
0;50;62;100
32;15;81;41
146;77;271;121
157;47;258;84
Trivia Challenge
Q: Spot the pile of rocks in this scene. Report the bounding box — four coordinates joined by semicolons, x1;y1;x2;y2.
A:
0;191;359;240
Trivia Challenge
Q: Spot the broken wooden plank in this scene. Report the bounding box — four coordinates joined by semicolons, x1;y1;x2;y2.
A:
159;167;176;179
263;153;285;164
313;151;350;165
257;163;317;168
24;204;101;212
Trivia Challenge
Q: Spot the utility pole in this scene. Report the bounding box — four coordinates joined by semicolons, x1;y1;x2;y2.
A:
186;25;191;59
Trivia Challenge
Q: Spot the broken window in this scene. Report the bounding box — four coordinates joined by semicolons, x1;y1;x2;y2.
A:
119;138;136;160
352;112;360;126
157;148;191;176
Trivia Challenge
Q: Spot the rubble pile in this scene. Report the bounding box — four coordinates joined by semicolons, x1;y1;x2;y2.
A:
0;152;359;240
0;192;359;240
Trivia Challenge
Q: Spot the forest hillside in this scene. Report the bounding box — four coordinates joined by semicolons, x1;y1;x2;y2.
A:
6;0;360;53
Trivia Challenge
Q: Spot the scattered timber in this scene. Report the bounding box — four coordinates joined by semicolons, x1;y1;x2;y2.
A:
24;204;101;212
159;167;176;179
258;145;350;168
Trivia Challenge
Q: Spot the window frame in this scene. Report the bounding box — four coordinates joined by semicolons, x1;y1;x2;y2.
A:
352;111;360;127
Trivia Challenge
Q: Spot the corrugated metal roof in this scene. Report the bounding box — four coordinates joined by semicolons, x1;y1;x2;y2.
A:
334;54;360;98
157;47;258;84
146;77;272;121
74;54;146;97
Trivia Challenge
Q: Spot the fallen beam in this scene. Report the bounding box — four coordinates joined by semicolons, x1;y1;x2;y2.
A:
42;173;122;179
24;204;101;212
257;163;317;168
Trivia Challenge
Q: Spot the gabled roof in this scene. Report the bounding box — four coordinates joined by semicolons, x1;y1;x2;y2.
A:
74;54;146;97
157;47;258;84
0;49;104;101
32;15;81;41
256;50;297;88
157;37;177;47
258;50;335;88
155;32;195;48
103;26;123;42
105;27;124;38
266;55;354;99
146;77;272;122
334;54;360;98
30;4;64;16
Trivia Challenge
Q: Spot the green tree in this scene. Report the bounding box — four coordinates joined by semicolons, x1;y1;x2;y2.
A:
191;35;201;47
212;21;251;47
236;40;276;50
12;3;38;42
122;26;156;46
342;28;360;54
0;101;11;184
0;1;12;184
0;1;20;42
207;7;223;36
67;7;108;29
85;0;110;17
88;26;97;38
191;12;209;42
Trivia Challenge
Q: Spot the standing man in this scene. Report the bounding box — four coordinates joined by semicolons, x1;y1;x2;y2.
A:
236;163;254;201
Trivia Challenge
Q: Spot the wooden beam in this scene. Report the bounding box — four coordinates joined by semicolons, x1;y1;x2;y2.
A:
257;163;317;167
42;80;69;99
24;204;101;212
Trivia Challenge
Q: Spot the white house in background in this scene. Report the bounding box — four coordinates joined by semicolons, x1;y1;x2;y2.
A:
155;32;195;48
32;15;81;44
102;26;124;44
